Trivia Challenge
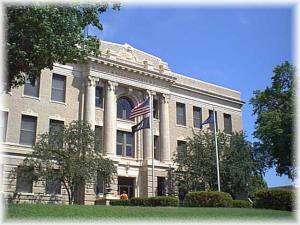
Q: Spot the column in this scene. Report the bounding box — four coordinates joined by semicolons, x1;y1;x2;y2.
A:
84;75;96;129
160;93;171;163
104;80;118;156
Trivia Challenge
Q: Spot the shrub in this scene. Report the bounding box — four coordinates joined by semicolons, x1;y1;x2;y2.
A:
146;196;179;207
253;189;294;211
232;200;252;208
130;196;179;207
130;197;148;206
110;199;129;206
94;198;107;205
184;191;233;207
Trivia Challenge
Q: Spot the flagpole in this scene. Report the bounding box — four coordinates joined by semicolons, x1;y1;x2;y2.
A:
149;93;155;197
213;107;221;192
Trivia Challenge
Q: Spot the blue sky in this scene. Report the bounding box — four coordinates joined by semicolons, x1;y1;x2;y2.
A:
91;5;293;187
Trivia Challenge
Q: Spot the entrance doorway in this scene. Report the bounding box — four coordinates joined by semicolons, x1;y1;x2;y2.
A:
118;177;135;199
157;177;166;196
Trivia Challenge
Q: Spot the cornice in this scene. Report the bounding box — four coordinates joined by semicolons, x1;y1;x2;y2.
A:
88;56;177;84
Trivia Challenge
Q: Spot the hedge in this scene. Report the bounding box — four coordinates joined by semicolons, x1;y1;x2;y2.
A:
144;196;179;207
110;199;129;206
94;198;107;205
253;189;294;211
109;196;179;207
232;200;252;208
184;191;233;207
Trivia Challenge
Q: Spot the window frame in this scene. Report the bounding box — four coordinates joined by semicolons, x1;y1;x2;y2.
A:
193;106;202;129
95;86;104;108
16;168;33;193
117;97;134;121
177;140;187;160
51;74;66;103
209;110;218;131
19;115;37;146
116;130;134;157
95;125;103;153
0;111;8;142
154;135;160;160
45;175;61;195
176;102;186;126
223;113;233;134
153;98;159;119
23;76;40;98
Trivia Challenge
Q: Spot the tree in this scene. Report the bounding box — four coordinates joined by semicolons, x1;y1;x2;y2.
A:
6;4;120;89
12;120;116;205
250;61;295;180
173;131;266;198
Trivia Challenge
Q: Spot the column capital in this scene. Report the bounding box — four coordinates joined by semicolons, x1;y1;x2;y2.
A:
146;90;156;97
86;75;96;87
161;93;170;104
107;80;118;91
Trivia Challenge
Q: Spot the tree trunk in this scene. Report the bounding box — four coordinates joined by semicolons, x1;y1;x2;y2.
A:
73;177;85;205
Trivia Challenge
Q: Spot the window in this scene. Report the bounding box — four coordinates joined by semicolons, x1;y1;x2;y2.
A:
154;135;160;160
0;111;8;142
176;102;186;126
95;172;104;195
16;168;33;193
49;119;64;134
24;76;39;97
19;115;37;146
45;175;61;195
117;97;134;120
153;98;159;119
177;140;187;160
193;106;202;129
95;86;103;108
209;110;218;132
95;126;103;153
116;131;134;157
224;113;232;134
49;119;64;148
51;74;66;102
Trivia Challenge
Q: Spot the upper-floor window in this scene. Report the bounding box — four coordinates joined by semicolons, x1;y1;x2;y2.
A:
209;110;218;132
24;76;40;98
153;98;159;119
19;115;37;146
193;106;202;129
51;74;66;103
154;135;160;160
117;97;133;120
176;102;186;126
0;111;8;142
116;130;134;157
16;167;33;193
224;113;232;134
95;86;103;108
95;126;103;153
177;140;187;160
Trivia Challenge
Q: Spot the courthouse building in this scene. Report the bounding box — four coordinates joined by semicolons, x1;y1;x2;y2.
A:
1;41;244;204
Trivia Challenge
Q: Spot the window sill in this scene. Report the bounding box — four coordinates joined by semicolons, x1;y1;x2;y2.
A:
176;124;188;129
96;107;104;111
117;118;136;124
22;95;40;101
50;100;67;106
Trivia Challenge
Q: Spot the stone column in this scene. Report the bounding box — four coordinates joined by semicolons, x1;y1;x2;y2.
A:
84;75;96;129
104;80;118;156
160;94;171;162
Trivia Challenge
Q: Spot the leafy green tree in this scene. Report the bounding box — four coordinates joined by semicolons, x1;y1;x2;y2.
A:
13;120;116;205
173;131;266;198
6;4;120;89
250;61;295;179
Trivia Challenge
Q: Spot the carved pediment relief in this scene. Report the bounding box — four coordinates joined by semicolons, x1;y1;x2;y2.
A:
117;43;137;63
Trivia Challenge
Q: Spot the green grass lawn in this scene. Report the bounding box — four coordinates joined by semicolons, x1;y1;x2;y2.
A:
5;204;296;222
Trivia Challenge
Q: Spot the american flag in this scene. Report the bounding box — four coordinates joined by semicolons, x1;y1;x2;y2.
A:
129;98;150;119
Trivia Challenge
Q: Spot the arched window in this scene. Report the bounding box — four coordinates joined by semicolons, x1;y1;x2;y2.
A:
117;97;134;120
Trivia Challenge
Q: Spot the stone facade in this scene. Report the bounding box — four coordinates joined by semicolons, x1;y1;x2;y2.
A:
0;41;244;205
